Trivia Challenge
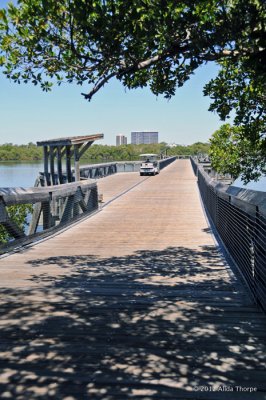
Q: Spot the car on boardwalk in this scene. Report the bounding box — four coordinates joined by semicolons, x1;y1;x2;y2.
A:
139;154;160;176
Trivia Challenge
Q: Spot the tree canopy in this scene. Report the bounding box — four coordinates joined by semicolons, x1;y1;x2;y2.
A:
0;0;265;180
209;124;265;182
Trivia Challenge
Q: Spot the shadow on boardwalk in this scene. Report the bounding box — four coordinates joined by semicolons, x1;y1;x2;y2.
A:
0;246;266;399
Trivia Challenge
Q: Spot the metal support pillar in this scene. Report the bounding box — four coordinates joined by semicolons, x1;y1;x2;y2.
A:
43;145;50;186
74;144;80;182
50;147;55;185
56;146;63;184
66;146;72;183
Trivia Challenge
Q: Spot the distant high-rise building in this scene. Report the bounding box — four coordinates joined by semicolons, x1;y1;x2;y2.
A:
116;135;127;146
131;131;158;145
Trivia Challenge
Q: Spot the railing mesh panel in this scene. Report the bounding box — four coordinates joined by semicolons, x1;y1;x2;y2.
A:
191;157;266;312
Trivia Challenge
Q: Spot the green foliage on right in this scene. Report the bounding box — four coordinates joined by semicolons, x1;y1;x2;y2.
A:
209;124;266;182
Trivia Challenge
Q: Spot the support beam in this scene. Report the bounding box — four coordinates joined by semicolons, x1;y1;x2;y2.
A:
56;146;64;184
28;202;42;235
79;141;93;158
42;194;52;230
61;142;82;160
43;146;50;186
66;146;72;183
50;147;56;185
74;144;80;182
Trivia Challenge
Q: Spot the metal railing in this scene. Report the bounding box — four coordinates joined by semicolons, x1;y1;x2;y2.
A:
159;156;177;168
0;180;98;253
80;163;118;179
38;157;177;184
79;157;177;179
191;157;266;312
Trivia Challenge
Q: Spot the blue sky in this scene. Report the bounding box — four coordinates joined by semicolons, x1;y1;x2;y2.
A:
0;63;225;146
0;0;225;146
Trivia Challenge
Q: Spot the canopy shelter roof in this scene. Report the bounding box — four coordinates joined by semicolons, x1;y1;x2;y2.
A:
37;134;104;186
37;134;104;147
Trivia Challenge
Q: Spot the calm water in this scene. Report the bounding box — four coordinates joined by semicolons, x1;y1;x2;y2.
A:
0;160;103;188
0;162;43;188
232;175;266;192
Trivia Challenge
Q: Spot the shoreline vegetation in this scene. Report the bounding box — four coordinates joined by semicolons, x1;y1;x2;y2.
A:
0;142;210;162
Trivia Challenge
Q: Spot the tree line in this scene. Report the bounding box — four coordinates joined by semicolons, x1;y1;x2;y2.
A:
0;142;43;161
0;142;210;162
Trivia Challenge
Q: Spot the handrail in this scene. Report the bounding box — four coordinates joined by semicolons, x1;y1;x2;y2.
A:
0;180;97;205
158;156;177;168
0;180;98;253
191;157;266;312
79;157;177;178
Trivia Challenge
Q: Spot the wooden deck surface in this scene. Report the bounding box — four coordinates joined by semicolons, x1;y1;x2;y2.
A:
0;160;266;399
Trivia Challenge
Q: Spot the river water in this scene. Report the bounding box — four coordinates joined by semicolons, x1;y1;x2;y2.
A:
0;160;95;188
231;175;266;192
0;162;43;188
0;161;265;192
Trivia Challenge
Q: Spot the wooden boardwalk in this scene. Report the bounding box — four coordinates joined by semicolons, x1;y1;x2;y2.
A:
0;160;266;399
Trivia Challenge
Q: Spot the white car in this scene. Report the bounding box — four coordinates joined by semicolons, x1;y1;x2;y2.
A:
139;154;160;176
